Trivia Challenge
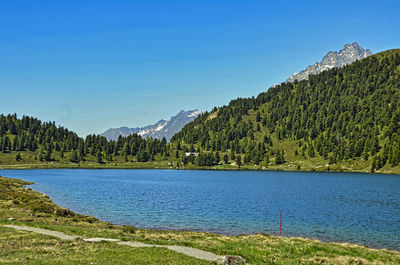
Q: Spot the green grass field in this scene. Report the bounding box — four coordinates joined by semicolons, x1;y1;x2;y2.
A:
1;148;400;177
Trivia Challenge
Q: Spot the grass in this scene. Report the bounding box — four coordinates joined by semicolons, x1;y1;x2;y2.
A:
1;147;400;176
0;227;209;265
1;176;400;264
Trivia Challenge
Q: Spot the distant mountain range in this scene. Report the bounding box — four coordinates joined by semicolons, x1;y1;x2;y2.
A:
102;42;372;142
286;42;373;82
101;109;202;141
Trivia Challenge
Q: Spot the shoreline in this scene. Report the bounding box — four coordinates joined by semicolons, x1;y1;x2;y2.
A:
23;179;400;251
1;161;399;176
1;175;400;264
4;173;400;251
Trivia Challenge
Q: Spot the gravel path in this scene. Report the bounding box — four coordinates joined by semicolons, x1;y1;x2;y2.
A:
3;224;230;263
3;225;80;241
166;245;223;262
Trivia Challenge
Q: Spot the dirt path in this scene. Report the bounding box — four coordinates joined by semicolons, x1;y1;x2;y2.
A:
2;225;231;263
3;224;80;241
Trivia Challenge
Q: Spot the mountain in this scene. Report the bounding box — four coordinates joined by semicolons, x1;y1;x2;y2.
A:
2;49;400;174
101;109;202;141
172;49;400;171
286;42;373;82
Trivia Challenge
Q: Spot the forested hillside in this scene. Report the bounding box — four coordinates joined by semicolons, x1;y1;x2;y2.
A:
0;114;170;166
172;49;400;172
1;49;400;173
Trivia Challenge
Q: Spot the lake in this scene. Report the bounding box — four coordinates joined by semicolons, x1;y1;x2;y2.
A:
1;169;399;250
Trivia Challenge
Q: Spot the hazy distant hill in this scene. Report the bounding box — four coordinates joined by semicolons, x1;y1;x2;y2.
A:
101;110;201;141
286;42;372;82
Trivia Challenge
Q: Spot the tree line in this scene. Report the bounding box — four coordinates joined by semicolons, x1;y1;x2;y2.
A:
0;114;170;163
172;50;400;170
2;50;400;170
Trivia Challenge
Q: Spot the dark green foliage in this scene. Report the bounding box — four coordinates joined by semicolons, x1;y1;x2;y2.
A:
96;151;103;164
55;207;76;217
122;225;136;234
215;151;220;164
1;136;11;153
371;157;376;173
171;50;400;167
236;155;242;168
275;149;285;164
69;149;79;163
2;50;400;170
194;152;216;166
223;153;229;164
181;153;189;165
0;113;169;164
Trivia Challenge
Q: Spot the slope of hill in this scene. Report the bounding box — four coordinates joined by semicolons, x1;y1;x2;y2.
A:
1;50;400;174
172;49;400;172
0;114;170;166
287;42;373;82
101;110;201;141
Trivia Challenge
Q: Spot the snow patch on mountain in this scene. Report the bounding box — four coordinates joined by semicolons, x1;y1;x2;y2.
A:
101;110;201;142
286;42;373;83
188;110;202;117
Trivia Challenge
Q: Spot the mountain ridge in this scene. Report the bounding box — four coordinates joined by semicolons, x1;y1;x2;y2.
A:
101;109;201;141
286;42;373;82
172;49;400;171
1;49;400;175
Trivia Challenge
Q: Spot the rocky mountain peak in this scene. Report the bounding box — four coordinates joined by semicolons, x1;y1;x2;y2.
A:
101;109;202;142
287;42;372;83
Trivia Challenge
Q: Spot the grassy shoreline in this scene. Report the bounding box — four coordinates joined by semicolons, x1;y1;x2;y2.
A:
1;176;400;264
2;145;400;175
1;160;400;177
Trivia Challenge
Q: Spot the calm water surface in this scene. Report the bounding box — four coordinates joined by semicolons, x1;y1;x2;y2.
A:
1;169;399;250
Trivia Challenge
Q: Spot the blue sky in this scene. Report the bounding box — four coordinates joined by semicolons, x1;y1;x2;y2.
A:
0;0;399;136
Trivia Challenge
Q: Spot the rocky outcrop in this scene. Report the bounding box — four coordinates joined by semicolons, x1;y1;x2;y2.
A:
287;42;372;82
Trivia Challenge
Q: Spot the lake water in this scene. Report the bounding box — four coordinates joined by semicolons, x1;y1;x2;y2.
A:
1;169;400;250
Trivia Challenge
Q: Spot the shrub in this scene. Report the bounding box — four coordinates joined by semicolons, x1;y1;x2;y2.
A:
32;204;54;214
55;207;75;217
86;216;98;223
122;225;136;234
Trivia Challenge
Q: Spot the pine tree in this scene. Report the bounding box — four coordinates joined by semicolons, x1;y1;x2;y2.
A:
2;136;10;153
223;153;229;164
215;151;220;164
44;149;52;161
236;155;242;168
371;156;376;173
96;151;103;164
276;149;285;164
69;149;79;163
182;154;188;165
12;137;18;151
308;144;315;158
